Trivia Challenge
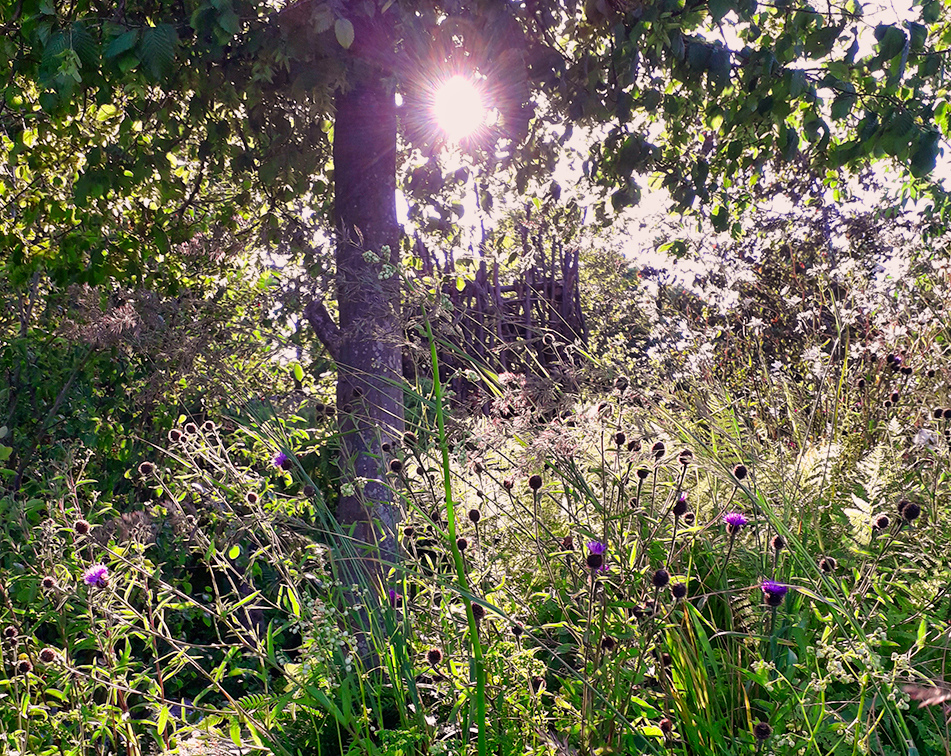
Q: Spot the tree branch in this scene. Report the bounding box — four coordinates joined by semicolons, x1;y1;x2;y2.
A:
304;298;341;360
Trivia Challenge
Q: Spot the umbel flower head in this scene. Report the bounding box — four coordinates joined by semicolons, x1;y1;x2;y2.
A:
724;512;748;534
83;564;109;588
761;580;788;607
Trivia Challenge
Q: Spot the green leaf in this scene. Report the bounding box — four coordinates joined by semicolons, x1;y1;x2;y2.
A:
217;9;241;36
709;0;732;23
0;447;11;462
910;131;940;177
228;544;240;560
140;24;178;80
229;719;242;748
104;29;139;59
335;18;355;49
157;705;169;735
831;92;856;120
878;26;907;60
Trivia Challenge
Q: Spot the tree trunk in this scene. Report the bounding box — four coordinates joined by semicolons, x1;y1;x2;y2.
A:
330;11;403;590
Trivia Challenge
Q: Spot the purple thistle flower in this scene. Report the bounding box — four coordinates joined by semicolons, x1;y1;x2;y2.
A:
388;588;401;607
272;451;291;469
587;541;607;555
724;512;748;531
761;580;789;606
83;564;109;588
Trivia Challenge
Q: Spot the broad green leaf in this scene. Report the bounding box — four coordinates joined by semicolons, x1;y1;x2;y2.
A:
104;29;138;59
217;9;241;36
140;24;178;80
335;18;355;49
228;544;240;560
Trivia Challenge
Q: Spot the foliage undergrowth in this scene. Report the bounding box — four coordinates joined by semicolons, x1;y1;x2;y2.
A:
4;236;951;756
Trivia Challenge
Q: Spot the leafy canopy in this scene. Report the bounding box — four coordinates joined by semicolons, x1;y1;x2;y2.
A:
2;0;949;286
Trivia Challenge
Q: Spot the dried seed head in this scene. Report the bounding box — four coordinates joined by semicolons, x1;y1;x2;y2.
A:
502;478;514;491
41;576;55;591
468;508;481;524
636;468;650;481
672;494;688;517
652;568;670;588
678;449;693;466
403;431;418;446
733;464;748;481
39;647;56;664
627;438;642;452
471;603;486;621
528;474;543;492
246;492;259;505
818;556;837;573
586;553;604;571
381;442;391;453
2;626;16;640
168;429;183;443
389;459;403;474
659;718;673;735
683;511;696;525
874;514;891;530
671;582;687;599
74;519;91;536
600;636;616;652
302;485;316;497
614;431;627;446
184;422;198;435
427;648;443;665
753;722;772;741
137;461;155;476
770;535;786;552
901;501;921;522
512;624;523;638
16;659;32;675
652;441;666;460
456;537;468;552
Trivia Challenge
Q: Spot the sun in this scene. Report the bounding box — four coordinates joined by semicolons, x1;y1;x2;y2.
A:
432;75;485;142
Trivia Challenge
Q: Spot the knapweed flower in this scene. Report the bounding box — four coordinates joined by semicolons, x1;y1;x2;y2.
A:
672;493;688;517
387;588;401;607
272;451;291;470
761;580;788;607
83;564;109;588
724;512;748;533
586;540;607;571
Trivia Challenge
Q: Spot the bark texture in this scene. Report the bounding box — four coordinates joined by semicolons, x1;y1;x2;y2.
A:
330;9;404;586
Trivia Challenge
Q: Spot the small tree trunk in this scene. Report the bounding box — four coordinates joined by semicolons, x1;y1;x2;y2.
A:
331;14;403;592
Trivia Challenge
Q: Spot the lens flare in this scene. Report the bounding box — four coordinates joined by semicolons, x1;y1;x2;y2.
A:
433;75;485;142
